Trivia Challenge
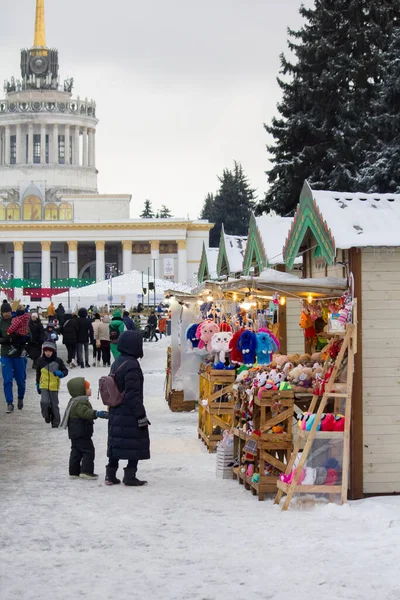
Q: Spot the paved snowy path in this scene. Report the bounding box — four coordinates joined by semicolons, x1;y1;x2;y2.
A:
1;338;400;600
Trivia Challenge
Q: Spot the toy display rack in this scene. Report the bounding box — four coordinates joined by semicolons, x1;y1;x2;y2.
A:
275;320;356;511
232;390;294;501
198;370;236;453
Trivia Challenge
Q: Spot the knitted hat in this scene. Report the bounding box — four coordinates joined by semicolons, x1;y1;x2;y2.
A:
1;302;12;314
42;342;56;352
85;380;91;390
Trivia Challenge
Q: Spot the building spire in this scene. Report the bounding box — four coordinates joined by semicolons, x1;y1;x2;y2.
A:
34;0;46;48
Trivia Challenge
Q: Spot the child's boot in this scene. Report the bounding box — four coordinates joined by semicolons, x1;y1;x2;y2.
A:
105;466;121;485
123;467;147;487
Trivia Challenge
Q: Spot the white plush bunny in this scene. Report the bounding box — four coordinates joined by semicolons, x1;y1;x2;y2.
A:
211;331;233;364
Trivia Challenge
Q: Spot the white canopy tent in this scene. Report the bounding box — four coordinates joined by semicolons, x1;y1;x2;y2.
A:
52;270;191;310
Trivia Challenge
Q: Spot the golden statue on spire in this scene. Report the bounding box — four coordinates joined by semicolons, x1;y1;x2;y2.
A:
33;0;47;53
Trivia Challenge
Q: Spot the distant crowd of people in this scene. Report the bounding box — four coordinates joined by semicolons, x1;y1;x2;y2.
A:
0;300;158;486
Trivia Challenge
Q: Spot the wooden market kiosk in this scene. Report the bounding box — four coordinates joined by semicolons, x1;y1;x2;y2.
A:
282;180;400;499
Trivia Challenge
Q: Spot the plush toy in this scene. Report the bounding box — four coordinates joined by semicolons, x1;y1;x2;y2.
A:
287;364;303;387
238;330;257;366
297;367;313;389
333;415;345;431
229;328;245;364
211;331;233;365
219;322;232;333
186;323;200;349
301;467;317;485
258;327;280;351
305;413;321;431
197;320;219;352
274;354;289;368
320;413;336;431
255;331;279;365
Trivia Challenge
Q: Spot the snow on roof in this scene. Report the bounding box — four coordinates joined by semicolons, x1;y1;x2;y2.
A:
255;213;301;265
223;233;247;273
312;188;400;249
256;268;346;291
206;247;219;279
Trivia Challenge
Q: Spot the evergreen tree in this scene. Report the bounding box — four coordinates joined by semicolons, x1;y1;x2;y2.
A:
159;205;173;218
359;25;400;192
140;199;154;218
257;0;400;215
201;162;256;247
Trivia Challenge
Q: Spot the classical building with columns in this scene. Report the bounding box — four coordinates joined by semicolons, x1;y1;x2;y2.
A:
0;1;211;302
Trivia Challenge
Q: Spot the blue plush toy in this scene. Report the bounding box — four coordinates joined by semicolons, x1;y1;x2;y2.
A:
255;331;279;365
186;324;200;349
237;330;257;366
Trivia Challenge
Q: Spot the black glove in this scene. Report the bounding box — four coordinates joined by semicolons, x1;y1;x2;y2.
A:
138;416;151;428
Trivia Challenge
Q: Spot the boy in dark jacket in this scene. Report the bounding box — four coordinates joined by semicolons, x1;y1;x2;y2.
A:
61;378;108;479
36;342;68;427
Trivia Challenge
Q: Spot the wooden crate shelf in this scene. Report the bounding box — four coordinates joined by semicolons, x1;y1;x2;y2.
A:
198;370;236;453
168;390;196;412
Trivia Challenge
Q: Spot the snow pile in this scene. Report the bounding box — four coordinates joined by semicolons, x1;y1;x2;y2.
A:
312;188;400;248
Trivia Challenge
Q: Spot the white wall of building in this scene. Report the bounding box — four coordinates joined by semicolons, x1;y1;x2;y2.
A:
67;195;131;221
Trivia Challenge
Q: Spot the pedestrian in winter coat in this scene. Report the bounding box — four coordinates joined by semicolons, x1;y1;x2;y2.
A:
147;311;159;342
105;330;150;486
94;314;111;366
28;312;45;368
61;309;79;366
61;377;108;479
76;307;94;368
109;310;125;360
91;313;102;366
36;341;68;427
123;311;135;331
47;301;56;322
0;302;27;412
44;323;59;344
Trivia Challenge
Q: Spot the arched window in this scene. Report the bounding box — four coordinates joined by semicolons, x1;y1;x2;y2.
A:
59;202;73;220
23;195;42;221
6;203;20;221
0;203;6;221
44;203;58;221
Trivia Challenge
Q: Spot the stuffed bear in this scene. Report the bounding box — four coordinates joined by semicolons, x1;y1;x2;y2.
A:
238;330;257;366
255;331;279;365
211;331;233;365
274;354;289;368
297;367;313;389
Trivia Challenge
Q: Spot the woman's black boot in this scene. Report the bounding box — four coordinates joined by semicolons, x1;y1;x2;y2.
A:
123;467;147;487
105;466;121;486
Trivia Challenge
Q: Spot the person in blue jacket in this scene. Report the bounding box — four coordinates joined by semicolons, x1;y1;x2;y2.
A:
0;302;27;412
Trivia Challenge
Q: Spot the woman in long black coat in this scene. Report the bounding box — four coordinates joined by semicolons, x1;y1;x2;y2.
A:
28;312;45;368
105;330;150;486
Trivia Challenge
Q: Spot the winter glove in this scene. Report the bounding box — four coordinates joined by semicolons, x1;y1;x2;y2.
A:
138;416;151;428
96;411;109;419
50;333;57;340
36;383;41;395
54;370;65;378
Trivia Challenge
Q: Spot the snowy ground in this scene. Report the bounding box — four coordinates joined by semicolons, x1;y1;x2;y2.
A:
0;338;399;600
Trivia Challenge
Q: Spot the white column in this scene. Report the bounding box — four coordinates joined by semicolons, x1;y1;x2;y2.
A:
16;124;22;164
74;126;80;165
67;241;78;280
4;125;10;165
177;240;187;283
82;127;88;166
150;240;160;279
53;124;58;164
88;129;93;167
122;241;132;274
28;123;33;164
41;241;51;290
65;125;70;165
92;129;96;168
40;124;46;164
95;241;105;282
13;241;24;302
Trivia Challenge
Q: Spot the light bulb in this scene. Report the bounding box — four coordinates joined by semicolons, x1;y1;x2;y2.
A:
206;295;213;302
279;297;286;306
308;294;313;304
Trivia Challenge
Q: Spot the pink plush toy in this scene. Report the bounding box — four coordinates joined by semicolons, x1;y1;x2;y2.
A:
198;321;219;352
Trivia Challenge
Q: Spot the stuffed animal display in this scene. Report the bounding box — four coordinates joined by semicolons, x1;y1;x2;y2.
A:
211;331;233;365
237;330;257;366
255;331;279;365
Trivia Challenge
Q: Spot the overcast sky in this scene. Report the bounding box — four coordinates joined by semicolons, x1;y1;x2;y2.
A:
0;0;312;219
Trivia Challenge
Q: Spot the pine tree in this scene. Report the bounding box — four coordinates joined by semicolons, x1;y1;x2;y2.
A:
159;205;173;218
140;199;154;218
257;0;400;215
201;162;256;247
359;25;400;192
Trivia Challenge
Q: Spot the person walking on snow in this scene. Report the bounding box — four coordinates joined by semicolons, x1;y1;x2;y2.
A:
36;341;68;428
94;314;111;367
0;302;27;412
28;311;45;368
61;377;108;480
47;301;56;323
105;330;150;486
76;307;94;369
61;309;79;367
109;309;125;360
91;313;102;366
123;310;135;331
147;310;159;342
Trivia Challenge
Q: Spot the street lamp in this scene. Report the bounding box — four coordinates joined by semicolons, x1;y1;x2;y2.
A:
62;260;76;310
105;263;116;308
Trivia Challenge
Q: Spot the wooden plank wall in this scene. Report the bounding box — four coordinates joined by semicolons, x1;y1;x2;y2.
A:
286;298;304;354
362;247;400;494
